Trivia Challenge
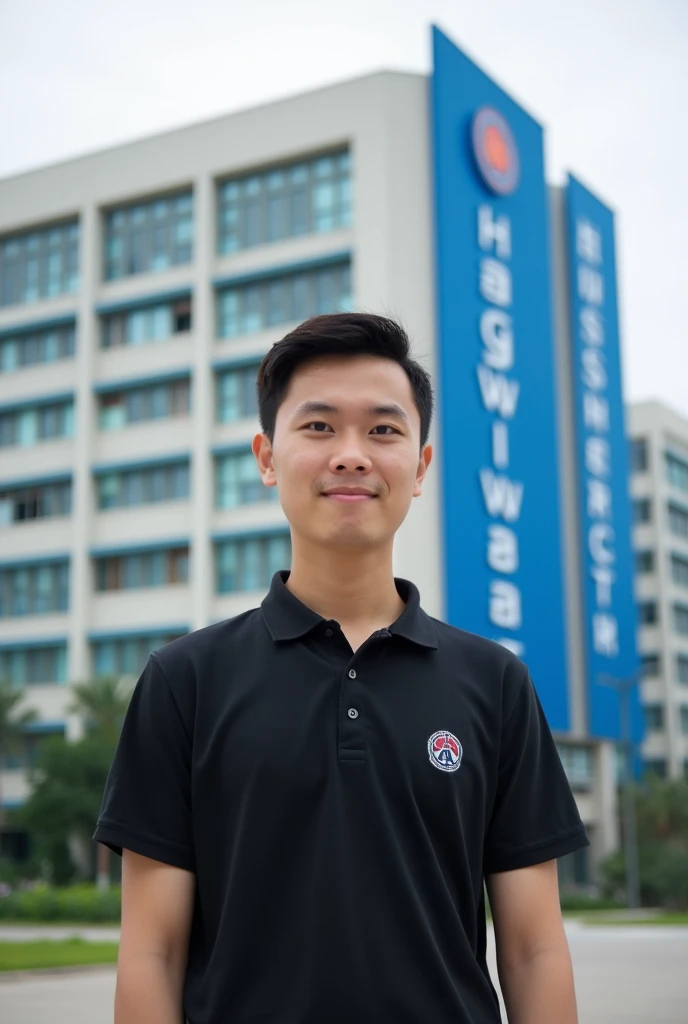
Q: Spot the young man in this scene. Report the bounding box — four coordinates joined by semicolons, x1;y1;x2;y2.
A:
95;312;588;1023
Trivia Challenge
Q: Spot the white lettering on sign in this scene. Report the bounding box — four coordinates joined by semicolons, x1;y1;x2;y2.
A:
575;212;618;659
583;392;610;432
587;479;613;519
490;580;522;629
480;469;524;522
476;364;520;418
478;204;512;258
492;421;509;468
480;310;514;370
480;258;512;307
477;205;524;654
487;524;519;573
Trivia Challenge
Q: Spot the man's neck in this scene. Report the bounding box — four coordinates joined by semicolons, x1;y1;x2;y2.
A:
285;546;406;635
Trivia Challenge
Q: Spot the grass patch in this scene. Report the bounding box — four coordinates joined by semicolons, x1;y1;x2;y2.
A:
0;938;119;972
577;912;688;927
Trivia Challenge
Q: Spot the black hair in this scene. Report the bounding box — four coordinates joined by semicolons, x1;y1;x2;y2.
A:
256;312;434;447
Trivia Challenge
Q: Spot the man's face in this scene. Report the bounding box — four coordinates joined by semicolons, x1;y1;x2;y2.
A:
253;355;432;552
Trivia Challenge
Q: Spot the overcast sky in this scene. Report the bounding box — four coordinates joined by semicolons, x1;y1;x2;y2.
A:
1;0;686;419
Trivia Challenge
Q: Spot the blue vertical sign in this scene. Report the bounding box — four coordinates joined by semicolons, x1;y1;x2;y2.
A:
565;176;642;740
431;27;570;730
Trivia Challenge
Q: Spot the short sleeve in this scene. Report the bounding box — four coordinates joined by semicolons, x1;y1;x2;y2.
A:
483;666;589;874
93;652;195;872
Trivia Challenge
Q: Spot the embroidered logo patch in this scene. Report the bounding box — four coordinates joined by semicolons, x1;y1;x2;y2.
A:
428;730;463;772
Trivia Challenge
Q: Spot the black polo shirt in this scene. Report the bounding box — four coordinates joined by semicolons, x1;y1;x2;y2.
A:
95;570;588;1024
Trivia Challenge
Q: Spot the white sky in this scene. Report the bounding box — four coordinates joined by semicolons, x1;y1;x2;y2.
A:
1;0;686;418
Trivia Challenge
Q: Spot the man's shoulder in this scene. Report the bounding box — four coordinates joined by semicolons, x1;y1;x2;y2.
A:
152;606;264;676
428;614;527;685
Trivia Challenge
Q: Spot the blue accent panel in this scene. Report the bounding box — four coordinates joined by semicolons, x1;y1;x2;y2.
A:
431;26;570;730
212;353;264;372
2;797;26;810
0;552;70;570
88;625;189;641
95;286;192;316
25;719;66;734
93;367;191;394
0;636;67;650
211;442;253;457
0;313;77;339
91;452;190;476
212;525;290;543
0;390;74;414
565;177;644;742
90;537;189;558
0;470;72;490
212;249;351;290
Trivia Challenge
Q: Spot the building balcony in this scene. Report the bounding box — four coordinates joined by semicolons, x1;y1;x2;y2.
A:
93;417;193;466
90;502;192;548
88;585;191;633
0;438;74;485
0;360;78;407
0;612;70;645
94;333;193;388
0;515;73;562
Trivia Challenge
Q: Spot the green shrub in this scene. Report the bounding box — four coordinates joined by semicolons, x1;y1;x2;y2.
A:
559;891;623;912
0;883;121;922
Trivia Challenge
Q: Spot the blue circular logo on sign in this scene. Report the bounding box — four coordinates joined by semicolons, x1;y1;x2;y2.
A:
471;107;520;196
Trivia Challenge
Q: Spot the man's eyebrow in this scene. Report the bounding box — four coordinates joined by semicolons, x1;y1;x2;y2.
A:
293;400;410;421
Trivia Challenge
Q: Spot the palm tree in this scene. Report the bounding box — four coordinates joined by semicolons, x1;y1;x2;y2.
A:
0;679;37;834
68;676;134;889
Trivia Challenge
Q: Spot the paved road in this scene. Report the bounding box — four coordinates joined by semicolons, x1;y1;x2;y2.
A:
1;923;687;1022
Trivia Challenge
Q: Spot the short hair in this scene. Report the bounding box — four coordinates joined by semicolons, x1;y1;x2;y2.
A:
256;312;434;447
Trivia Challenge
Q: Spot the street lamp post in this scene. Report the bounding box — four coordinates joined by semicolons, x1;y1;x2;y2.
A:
598;669;643;910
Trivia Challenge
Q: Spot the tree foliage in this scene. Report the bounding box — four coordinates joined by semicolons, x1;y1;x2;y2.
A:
0;679;37;829
601;777;688;909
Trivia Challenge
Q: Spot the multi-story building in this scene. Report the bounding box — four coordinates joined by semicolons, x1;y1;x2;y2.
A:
629;401;688;780
0;28;642;884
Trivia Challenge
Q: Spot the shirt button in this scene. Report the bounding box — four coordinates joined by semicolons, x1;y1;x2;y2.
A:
348;669;356;679
348;708;359;719
325;629;333;637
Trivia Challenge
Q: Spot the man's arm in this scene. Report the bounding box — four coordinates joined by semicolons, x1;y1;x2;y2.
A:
115;848;195;1024
486;860;578;1024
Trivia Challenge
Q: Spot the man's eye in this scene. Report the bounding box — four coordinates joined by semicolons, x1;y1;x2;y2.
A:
371;425;398;435
305;421;332;432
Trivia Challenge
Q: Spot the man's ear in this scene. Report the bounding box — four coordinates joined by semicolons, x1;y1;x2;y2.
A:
413;444;433;498
252;432;277;488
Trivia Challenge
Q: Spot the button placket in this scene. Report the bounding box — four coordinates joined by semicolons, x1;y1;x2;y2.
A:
339;664;364;759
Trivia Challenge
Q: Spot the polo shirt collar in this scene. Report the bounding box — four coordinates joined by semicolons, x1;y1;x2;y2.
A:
261;571;438;649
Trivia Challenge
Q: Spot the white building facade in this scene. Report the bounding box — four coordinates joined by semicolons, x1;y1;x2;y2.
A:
629;401;688;780
0;52;630;883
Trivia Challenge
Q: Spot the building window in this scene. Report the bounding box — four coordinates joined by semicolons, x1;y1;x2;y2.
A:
104;192;193;281
0;479;71;526
0;560;69;617
0;644;67;686
556;744;593;790
668;503;688;540
215;451;278;509
0;321;76;372
633;498;652;525
630;438;648;473
641;653;661;677
95;547;189;591
96;460;190;510
643;704;664;732
92;633;186;678
0;221;79;308
674;604;688;636
218;150;351;255
217;260;352;339
638;601;658;625
102;297;192;348
678;655;688;686
680;706;688;736
216;364;259;423
666;452;688;493
216;533;291;594
643;758;667;779
0;399;74;447
671;555;688;588
98;378;190;430
635;550;655;574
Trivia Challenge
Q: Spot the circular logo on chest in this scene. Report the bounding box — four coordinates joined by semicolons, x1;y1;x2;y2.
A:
428;730;463;772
